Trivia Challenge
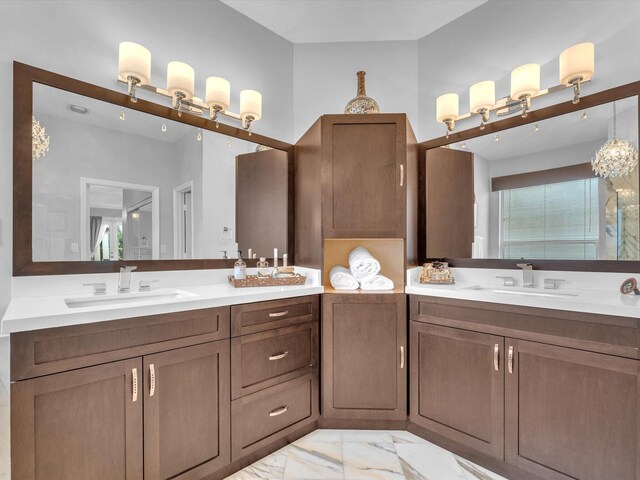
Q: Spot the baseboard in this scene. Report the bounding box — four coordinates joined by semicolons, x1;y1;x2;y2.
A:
318;417;407;430
407;422;543;480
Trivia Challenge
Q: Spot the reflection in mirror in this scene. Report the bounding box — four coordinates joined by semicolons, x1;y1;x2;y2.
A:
32;83;287;262
445;96;638;260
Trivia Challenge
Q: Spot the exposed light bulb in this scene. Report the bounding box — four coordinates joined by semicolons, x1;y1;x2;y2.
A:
494;133;500;142
119;108;126;121
580;110;588;120
534;123;540;132
161;122;167;132
196;129;202;141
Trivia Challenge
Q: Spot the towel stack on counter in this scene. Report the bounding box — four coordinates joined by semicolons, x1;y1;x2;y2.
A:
329;246;395;291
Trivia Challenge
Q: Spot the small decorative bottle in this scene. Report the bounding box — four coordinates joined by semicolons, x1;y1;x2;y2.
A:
257;257;270;277
234;251;246;280
344;71;380;114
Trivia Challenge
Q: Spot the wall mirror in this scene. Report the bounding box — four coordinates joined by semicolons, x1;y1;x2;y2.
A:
15;63;293;275
422;82;640;271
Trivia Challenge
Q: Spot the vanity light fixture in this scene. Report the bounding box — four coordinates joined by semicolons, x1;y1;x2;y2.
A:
435;42;595;133
494;132;500;142
592;102;639;178
117;41;263;134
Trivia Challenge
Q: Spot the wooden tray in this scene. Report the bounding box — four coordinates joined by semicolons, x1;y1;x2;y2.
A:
420;279;455;285
228;274;307;288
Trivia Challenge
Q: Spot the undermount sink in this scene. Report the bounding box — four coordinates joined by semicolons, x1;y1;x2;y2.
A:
464;285;580;298
64;289;197;309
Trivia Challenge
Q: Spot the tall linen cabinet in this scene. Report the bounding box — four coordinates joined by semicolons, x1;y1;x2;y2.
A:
295;113;418;427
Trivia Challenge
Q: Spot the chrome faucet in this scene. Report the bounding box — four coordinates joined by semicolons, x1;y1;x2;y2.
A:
118;266;137;293
516;263;534;288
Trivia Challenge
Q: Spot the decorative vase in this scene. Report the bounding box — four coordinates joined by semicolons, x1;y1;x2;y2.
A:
344;71;380;114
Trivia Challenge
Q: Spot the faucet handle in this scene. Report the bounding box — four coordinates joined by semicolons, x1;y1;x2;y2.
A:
496;276;516;287
83;282;107;295
120;265;138;273
544;278;565;290
516;263;533;270
139;279;159;292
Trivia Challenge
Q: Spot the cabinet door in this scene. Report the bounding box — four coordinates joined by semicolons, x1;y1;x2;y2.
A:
144;341;230;480
410;322;504;459
11;358;143;480
505;339;639;480
323;118;406;238
322;293;406;420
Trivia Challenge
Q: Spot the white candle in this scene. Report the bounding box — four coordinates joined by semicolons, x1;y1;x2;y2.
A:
283;253;288;267
273;248;278;268
253;253;257;259
248;248;252;259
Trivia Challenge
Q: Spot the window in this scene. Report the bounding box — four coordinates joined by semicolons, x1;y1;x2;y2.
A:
501;178;599;260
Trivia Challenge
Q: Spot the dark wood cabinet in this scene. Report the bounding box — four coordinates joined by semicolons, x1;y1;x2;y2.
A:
410;322;504;459
322;293;406;422
295;113;418;267
422;147;474;259
143;341;230;480
11;358;143;480
505;339;639;480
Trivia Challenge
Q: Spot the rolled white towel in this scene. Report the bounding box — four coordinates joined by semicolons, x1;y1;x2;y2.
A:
330;265;359;290
360;274;395;291
348;246;381;281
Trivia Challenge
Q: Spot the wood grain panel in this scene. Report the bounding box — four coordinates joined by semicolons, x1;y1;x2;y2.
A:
231;321;318;399
230;295;319;336
144;341;230;480
505;339;639;480
11;358;143;480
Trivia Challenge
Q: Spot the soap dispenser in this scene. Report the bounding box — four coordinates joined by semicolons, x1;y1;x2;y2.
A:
234;251;247;280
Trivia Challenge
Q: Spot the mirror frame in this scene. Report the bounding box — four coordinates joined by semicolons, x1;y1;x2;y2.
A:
14;62;295;275
419;80;640;272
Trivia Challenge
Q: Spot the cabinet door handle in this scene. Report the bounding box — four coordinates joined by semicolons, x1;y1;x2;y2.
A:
269;405;289;417
149;364;156;397
400;164;405;187
400;346;405;369
508;346;514;374
132;368;138;402
269;310;289;318
269;351;289;361
493;344;500;371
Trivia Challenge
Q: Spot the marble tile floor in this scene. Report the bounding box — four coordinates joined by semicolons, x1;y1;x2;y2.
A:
225;430;509;480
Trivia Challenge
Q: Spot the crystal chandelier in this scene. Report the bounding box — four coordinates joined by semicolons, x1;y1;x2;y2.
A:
32;115;49;161
592;102;639;177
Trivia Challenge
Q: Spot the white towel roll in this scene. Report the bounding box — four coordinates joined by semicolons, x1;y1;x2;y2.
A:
348;246;381;281
359;274;395;291
330;265;359;290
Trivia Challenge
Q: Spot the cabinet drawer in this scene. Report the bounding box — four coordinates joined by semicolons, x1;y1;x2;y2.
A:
231;295;319;336
11;307;230;381
232;322;318;398
231;374;318;460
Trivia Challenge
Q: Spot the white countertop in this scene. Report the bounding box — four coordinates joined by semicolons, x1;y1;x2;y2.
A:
2;268;323;334
406;267;640;319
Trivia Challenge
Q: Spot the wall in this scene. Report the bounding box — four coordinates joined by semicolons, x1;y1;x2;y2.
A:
0;0;294;318
293;40;419;140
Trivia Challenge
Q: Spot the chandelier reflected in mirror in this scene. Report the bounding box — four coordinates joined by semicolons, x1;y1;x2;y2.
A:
32;115;49;161
592;102;639;178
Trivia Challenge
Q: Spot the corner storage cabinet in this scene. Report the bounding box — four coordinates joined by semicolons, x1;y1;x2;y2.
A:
409;295;640;480
322;293;407;422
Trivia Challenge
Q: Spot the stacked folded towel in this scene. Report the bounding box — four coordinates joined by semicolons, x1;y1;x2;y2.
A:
329;266;359;290
330;247;395;291
360;274;395;291
348;246;381;281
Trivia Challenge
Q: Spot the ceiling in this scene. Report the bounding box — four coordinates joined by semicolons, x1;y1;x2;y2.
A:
220;0;487;43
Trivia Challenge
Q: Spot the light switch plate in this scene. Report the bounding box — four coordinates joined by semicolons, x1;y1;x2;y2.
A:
70;242;79;253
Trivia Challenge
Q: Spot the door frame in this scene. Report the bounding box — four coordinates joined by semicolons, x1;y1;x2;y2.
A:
173;180;194;259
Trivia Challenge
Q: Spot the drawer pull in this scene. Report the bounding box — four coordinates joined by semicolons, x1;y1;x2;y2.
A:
493;344;499;371
400;346;405;369
269;351;289;361
269;310;289;318
269;405;289;417
508;346;514;374
149;364;156;397
400;164;405;187
132;368;138;402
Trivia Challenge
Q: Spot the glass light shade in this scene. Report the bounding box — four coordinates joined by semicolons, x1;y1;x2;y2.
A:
167;61;195;99
510;63;540;100
469;80;496;113
436;93;459;122
559;42;595;85
240;90;262;121
118;42;151;85
205;77;230;111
